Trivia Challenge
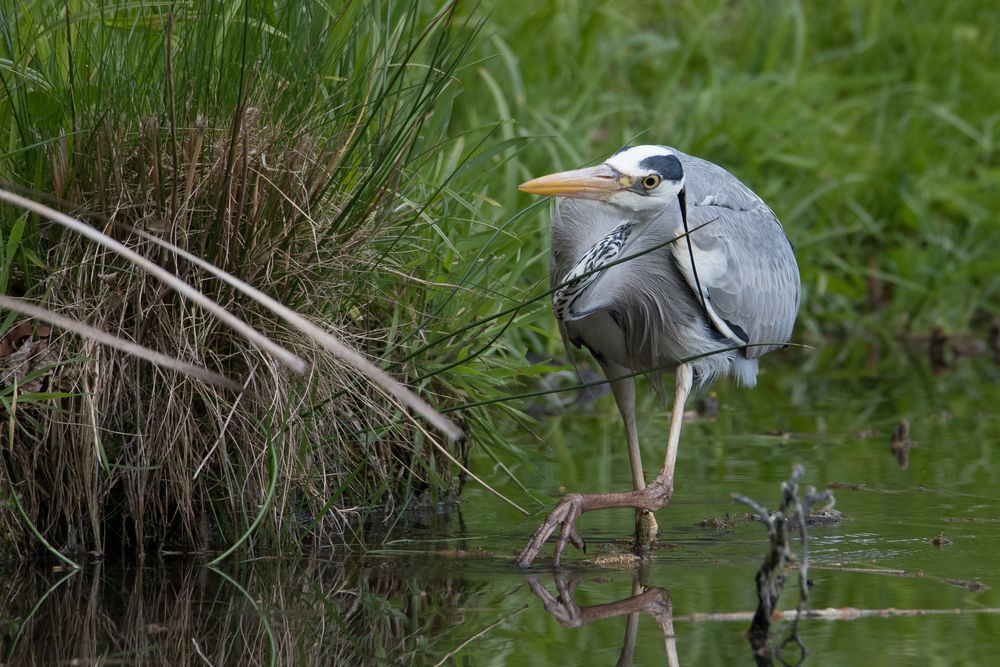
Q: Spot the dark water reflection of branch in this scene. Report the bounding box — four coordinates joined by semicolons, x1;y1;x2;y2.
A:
525;570;679;667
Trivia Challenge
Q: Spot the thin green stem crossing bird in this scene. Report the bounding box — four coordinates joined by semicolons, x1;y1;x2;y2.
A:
516;145;800;567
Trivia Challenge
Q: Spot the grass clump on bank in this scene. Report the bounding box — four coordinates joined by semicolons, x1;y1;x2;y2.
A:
0;1;499;559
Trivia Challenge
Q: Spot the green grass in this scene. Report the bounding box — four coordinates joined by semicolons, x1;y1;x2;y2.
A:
369;0;1000;527
439;0;1000;352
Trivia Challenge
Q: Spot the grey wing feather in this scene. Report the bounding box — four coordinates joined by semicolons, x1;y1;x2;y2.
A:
674;151;800;358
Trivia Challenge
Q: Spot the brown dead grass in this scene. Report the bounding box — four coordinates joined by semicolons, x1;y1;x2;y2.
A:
0;106;468;558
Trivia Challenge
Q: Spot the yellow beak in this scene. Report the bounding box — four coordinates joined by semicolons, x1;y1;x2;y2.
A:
519;164;623;200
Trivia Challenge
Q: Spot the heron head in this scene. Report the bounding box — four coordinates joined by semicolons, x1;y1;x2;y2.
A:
519;145;685;215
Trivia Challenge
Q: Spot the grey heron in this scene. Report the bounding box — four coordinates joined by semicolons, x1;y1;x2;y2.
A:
515;145;800;567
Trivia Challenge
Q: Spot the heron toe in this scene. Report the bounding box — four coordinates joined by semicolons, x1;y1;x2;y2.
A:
516;493;586;568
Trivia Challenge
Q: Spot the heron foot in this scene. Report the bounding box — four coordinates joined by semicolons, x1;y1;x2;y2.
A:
516;493;587;568
516;479;674;568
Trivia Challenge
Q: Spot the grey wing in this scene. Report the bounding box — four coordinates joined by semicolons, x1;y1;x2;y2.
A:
673;152;800;357
548;152;800;365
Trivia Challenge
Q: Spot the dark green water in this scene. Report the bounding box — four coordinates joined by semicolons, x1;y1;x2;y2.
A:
3;346;1000;665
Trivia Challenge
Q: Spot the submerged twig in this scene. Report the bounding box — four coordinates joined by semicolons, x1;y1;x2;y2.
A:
733;464;835;665
675;606;1000;622
890;418;915;469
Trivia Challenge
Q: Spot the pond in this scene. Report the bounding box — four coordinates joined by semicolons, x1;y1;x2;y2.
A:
3;344;1000;665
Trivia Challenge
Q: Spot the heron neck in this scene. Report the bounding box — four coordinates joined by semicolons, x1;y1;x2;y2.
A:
553;221;633;321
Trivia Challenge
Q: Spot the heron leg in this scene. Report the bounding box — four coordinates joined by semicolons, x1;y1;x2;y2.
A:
655;362;693;489
603;362;658;542
516;364;693;568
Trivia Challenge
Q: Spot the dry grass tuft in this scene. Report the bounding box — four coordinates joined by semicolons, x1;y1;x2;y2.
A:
1;111;469;557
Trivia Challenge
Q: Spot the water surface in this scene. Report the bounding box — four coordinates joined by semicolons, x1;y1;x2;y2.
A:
3;346;999;665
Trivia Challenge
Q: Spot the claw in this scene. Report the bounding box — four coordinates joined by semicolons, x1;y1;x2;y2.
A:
516;493;586;567
552;500;582;566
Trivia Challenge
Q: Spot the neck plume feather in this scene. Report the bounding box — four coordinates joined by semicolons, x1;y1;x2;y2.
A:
553;221;632;321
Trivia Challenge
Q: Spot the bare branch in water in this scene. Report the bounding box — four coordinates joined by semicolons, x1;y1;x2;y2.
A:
733;464;836;666
675;606;1000;623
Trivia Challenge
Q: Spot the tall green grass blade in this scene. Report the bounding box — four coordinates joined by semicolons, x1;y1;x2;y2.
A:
0;452;79;568
1;568;78;663
208;566;278;665
208;421;280;566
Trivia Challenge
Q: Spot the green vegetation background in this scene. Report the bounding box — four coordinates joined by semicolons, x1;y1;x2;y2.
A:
455;0;999;347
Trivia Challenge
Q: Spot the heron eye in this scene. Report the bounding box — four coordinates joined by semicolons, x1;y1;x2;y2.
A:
641;175;661;190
